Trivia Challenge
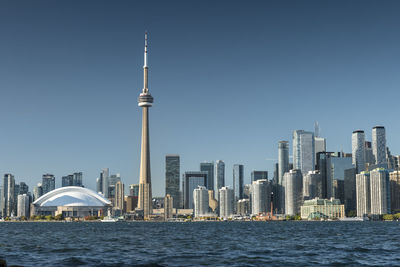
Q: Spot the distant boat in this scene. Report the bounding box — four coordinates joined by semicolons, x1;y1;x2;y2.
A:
101;217;118;222
101;208;118;222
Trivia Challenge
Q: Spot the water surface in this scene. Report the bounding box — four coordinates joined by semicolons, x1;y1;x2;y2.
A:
0;221;399;266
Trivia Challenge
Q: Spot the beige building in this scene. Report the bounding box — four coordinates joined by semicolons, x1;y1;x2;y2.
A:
208;190;218;213
300;198;344;220
390;171;400;213
164;194;173;220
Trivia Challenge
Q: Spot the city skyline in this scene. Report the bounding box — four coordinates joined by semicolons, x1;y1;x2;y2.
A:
2;1;400;196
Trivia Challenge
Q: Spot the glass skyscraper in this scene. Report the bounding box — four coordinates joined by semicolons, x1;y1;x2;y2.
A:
372;126;387;165
214;160;225;200
352;130;366;173
200;162;214;191
165;154;180;208
293;130;315;175
233;164;244;200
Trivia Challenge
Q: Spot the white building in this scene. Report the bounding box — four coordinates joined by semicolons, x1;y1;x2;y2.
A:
352;130;366;172
356;171;370;217
370;168;389;215
284;170;303;216
251;179;270;215
219;186;234;218
193;186;209;218
17;194;30;218
372;126;386;165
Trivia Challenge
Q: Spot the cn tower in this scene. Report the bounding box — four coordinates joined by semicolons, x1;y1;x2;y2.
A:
137;32;153;219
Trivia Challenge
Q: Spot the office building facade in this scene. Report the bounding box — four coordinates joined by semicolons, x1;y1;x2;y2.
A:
233;164;244;200
165;155;180;208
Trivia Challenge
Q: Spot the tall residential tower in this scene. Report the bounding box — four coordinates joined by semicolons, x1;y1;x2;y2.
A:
138;33;154;219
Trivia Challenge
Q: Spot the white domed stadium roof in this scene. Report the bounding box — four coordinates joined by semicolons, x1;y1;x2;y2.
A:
33;186;111;207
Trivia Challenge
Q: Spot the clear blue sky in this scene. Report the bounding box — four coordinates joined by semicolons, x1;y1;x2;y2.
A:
1;0;400;196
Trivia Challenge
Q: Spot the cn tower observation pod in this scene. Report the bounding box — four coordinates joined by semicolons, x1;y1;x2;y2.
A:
32;186;111;218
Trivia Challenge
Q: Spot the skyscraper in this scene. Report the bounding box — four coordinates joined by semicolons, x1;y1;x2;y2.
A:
2;174;15;217
352;130;366;173
303;170;322;200
114;181;125;211
283;169;303;216
251;179;271;215
219;186;234;218
314;137;326;165
73;172;83;187
183;171;207;209
389;171;400;213
17;194;30;218
293;130;315;174
251;171;268;182
137;33;154;219
165;155;180;208
101;168;109;198
278;141;289;185
62;175;73;187
200;162;214;191
370;168;389;215
33;183;43;202
42;174;55;195
344;168;357;215
193;186;209;218
278;141;289;213
214;160;225;200
372;126;387;165
356;171;370;217
233;164;244;200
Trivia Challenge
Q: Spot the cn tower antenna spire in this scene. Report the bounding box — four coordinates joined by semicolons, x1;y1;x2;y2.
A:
144;31;148;67
143;31;149;93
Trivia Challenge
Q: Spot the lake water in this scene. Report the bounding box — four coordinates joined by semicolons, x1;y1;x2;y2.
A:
0;221;399;266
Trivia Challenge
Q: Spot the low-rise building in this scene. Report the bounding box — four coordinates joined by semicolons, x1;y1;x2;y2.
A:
300;197;345;220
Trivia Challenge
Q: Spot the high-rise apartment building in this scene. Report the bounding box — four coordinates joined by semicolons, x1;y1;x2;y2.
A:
356;171;370;217
219;186;234;218
19;182;29;195
352;130;366;173
251;179;271;215
183;171;207;209
283;170;303;216
251;171;268;182
200;162;214;191
372;126;387;165
33;183;43;201
101;168;109;198
17;194;30;218
62;175;73;187
278;141;289;213
193;186;209;218
214;160;225;200
114;181;125;211
233;164;244;200
370;168;390;215
165;155;180;208
2;174;15;217
389;171;400;213
42;174;55;195
293;130;315;174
